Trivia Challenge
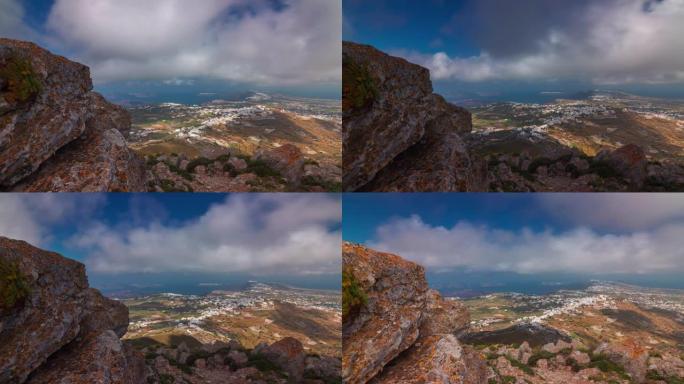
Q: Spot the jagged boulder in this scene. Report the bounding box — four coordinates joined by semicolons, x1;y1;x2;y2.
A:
372;335;488;384
255;144;305;185
261;337;306;383
0;38;146;191
0;38;92;187
419;289;470;337
0;237;145;384
0;237;89;383
595;144;648;188
343;42;433;191
343;42;483;192
26;331;146;384
342;243;429;384
343;243;481;384
595;341;649;383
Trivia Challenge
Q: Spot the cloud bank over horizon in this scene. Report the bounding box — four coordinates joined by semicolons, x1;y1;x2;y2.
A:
362;0;684;85
369;215;684;275
362;194;684;276
0;194;341;276
1;0;341;86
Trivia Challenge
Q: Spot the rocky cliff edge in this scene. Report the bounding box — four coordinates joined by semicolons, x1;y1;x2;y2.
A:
0;236;146;384
342;42;486;192
0;38;146;192
342;242;487;384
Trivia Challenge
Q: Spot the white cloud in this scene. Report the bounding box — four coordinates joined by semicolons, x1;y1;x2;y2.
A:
537;194;684;231
0;0;37;40
403;0;684;84
69;194;341;275
369;215;684;275
0;194;105;246
45;0;341;85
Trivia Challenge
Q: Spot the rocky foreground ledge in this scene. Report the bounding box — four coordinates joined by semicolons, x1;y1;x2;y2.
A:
0;236;145;383
342;242;487;384
0;39;146;192
0;236;341;384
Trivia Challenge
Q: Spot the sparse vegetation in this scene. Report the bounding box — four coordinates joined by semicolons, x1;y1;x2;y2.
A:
527;350;555;367
528;157;554;173
185;351;212;367
587;160;622;179
301;175;343;192
166;162;193;181
342;55;377;112
186;157;213;173
167;358;193;375
0;258;30;311
588;353;629;380
342;266;367;320
506;356;534;376
243;159;281;178
0;54;42;103
247;353;281;373
646;370;684;384
159;179;188;192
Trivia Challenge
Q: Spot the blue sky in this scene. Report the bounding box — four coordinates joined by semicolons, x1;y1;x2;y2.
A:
0;193;342;292
344;0;684;101
344;194;684;291
1;0;341;99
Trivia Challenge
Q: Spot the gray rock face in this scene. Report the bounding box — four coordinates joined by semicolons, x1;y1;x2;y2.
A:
0;237;146;384
343;42;483;192
0;38;146;192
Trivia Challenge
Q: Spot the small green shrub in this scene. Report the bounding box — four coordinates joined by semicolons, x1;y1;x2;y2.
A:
0;55;42;103
528;157;554;174
527;350;555;367
243;159;281;178
0;258;30;311
506;357;534;376
587;160;622;179
342;55;377;112
248;353;281;373
589;354;629;379
646;370;684;384
342;267;367;320
167;358;193;375
159;179;187;192
159;373;175;384
186;157;213;173
215;154;231;163
185;351;212;367
301;176;343;192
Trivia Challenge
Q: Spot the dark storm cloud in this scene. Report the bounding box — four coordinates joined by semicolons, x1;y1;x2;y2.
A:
446;0;601;59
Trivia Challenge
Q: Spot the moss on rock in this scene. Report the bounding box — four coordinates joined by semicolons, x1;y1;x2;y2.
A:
0;54;42;104
0;258;30;311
